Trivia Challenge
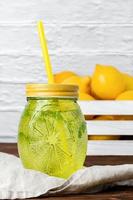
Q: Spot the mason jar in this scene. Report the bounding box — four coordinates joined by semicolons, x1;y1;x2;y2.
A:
18;84;87;178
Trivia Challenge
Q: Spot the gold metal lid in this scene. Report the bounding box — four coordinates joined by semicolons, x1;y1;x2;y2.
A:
26;84;79;98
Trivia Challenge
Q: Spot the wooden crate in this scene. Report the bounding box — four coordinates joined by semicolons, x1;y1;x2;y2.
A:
0;101;133;156
79;101;133;156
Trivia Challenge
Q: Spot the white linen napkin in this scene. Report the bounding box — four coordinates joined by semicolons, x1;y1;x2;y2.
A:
0;152;133;199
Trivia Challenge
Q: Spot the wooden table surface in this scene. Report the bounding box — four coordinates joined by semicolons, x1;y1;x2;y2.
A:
0;143;133;200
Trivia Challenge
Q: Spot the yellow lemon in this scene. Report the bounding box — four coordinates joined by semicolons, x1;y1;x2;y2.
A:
54;71;77;83
116;91;133;125
91;64;126;100
88;115;120;140
79;93;95;100
88;135;120;140
115;90;133;120
116;90;133;100
113;115;133;120
62;75;91;94
123;73;133;90
80;76;91;94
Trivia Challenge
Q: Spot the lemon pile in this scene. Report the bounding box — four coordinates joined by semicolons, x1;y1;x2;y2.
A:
54;65;133;100
54;65;133;140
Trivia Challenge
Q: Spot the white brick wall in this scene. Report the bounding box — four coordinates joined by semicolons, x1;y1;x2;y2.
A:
0;0;133;139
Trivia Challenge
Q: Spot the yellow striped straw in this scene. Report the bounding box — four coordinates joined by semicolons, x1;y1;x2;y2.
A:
37;21;54;84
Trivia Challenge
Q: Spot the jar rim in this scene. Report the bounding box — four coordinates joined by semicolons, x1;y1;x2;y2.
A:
26;84;79;98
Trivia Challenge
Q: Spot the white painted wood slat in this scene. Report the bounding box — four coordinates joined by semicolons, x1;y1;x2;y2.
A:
87;141;133;155
79;101;133;115
0;136;17;143
86;121;133;135
1;101;133;155
0;137;133;155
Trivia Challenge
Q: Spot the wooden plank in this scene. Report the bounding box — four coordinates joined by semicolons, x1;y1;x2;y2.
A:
87;141;133;155
28;188;133;200
0;143;18;156
0;138;133;155
86;121;133;135
0;143;132;200
79;101;133;115
0;136;17;143
1;121;133;141
1;143;133;165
